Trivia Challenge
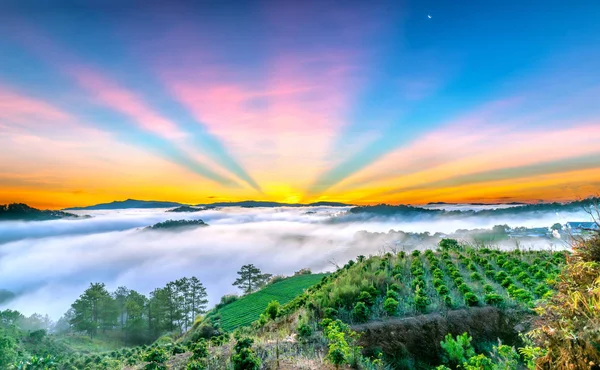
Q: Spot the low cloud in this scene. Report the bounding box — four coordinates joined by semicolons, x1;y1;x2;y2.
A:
0;205;588;318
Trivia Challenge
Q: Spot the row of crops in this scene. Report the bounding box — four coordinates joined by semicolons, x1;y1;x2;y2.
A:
208;273;328;331
306;243;566;323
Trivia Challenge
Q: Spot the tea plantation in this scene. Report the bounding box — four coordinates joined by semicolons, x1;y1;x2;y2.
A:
207;273;328;331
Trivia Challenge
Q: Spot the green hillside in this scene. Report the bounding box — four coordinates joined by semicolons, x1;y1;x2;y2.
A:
208;273;328;331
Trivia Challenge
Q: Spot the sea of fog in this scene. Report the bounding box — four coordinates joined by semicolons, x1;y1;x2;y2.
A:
0;205;588;319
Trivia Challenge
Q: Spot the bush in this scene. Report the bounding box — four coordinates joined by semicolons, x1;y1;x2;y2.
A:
470;272;483;281
191;340;208;360
383;297;398;316
440;333;475;368
439;238;460;250
484;293;504;305
297;324;313;339
357;291;376;306
143;347;169;370
436;285;449;295
264;300;280;320
412;250;421;257
352;302;370;323
414;294;429;312
464;292;479;306
232;337;261;370
187;360;206;370
323;307;338;319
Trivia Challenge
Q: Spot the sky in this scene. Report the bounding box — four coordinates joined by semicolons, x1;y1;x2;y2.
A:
1;0;600;209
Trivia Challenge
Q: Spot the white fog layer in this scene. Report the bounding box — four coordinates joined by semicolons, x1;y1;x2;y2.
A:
0;206;589;318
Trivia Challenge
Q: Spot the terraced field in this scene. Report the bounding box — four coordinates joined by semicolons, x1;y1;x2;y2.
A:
210;273;328;331
310;244;566;322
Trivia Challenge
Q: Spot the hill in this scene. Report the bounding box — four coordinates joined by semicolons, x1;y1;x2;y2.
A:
146;219;208;230
345;197;599;219
195;200;351;208
64;199;351;210
65;199;185;210
166;206;207;213
0;203;82;221
203;273;328;332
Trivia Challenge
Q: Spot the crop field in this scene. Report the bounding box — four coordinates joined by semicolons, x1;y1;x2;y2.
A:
310;243;566;323
211;273;328;331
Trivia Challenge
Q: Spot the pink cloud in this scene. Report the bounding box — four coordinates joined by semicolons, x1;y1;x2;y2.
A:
70;67;186;140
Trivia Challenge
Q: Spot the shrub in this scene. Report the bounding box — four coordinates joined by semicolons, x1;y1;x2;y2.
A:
440;333;475;368
389;283;402;292
470;272;483;281
484;293;504;305
232;337;261;370
357;291;376;306
352;302;370;323
297;324;313;339
439;238;460;250
386;289;399;301
412;250;421;257
464;292;479;306
414;294;429;312
483;284;495;294
323;307;338;319
143;347;169;370
433;278;444;288
458;283;471;294
436;285;449;295
191;340;208;360
264;300;280;320
383;297;398;316
187;360;206;370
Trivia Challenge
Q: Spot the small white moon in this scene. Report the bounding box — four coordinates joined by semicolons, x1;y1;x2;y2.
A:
428;15;432;19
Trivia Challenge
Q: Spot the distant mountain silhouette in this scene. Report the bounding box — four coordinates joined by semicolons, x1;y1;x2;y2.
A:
65;199;185;210
347;198;599;218
0;203;82;221
166;205;208;213
66;199;351;210
195;200;351;208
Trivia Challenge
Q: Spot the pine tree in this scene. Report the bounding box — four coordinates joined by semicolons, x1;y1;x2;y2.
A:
233;264;272;294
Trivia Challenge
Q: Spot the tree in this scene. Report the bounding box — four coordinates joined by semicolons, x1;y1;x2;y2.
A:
187;277;208;323
113;286;130;330
70;283;117;338
124;290;148;344
232;264;272;294
550;223;563;231
529;229;600;369
0;329;17;369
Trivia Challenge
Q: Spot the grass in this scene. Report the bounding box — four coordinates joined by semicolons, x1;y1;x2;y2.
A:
209;273;328;331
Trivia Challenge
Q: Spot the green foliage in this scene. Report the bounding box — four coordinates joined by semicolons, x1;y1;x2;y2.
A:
297;323;313;339
352;302;370;323
357;291;376;306
231;337;260;370
143;347;169;370
0;331;18;368
206;273;326;331
264;300;280;320
383;297;398;316
232;264;272;294
440;332;476;368
484;293;504;306
191;340;208;360
464;292;479;306
439;238;460;250
323;320;361;369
